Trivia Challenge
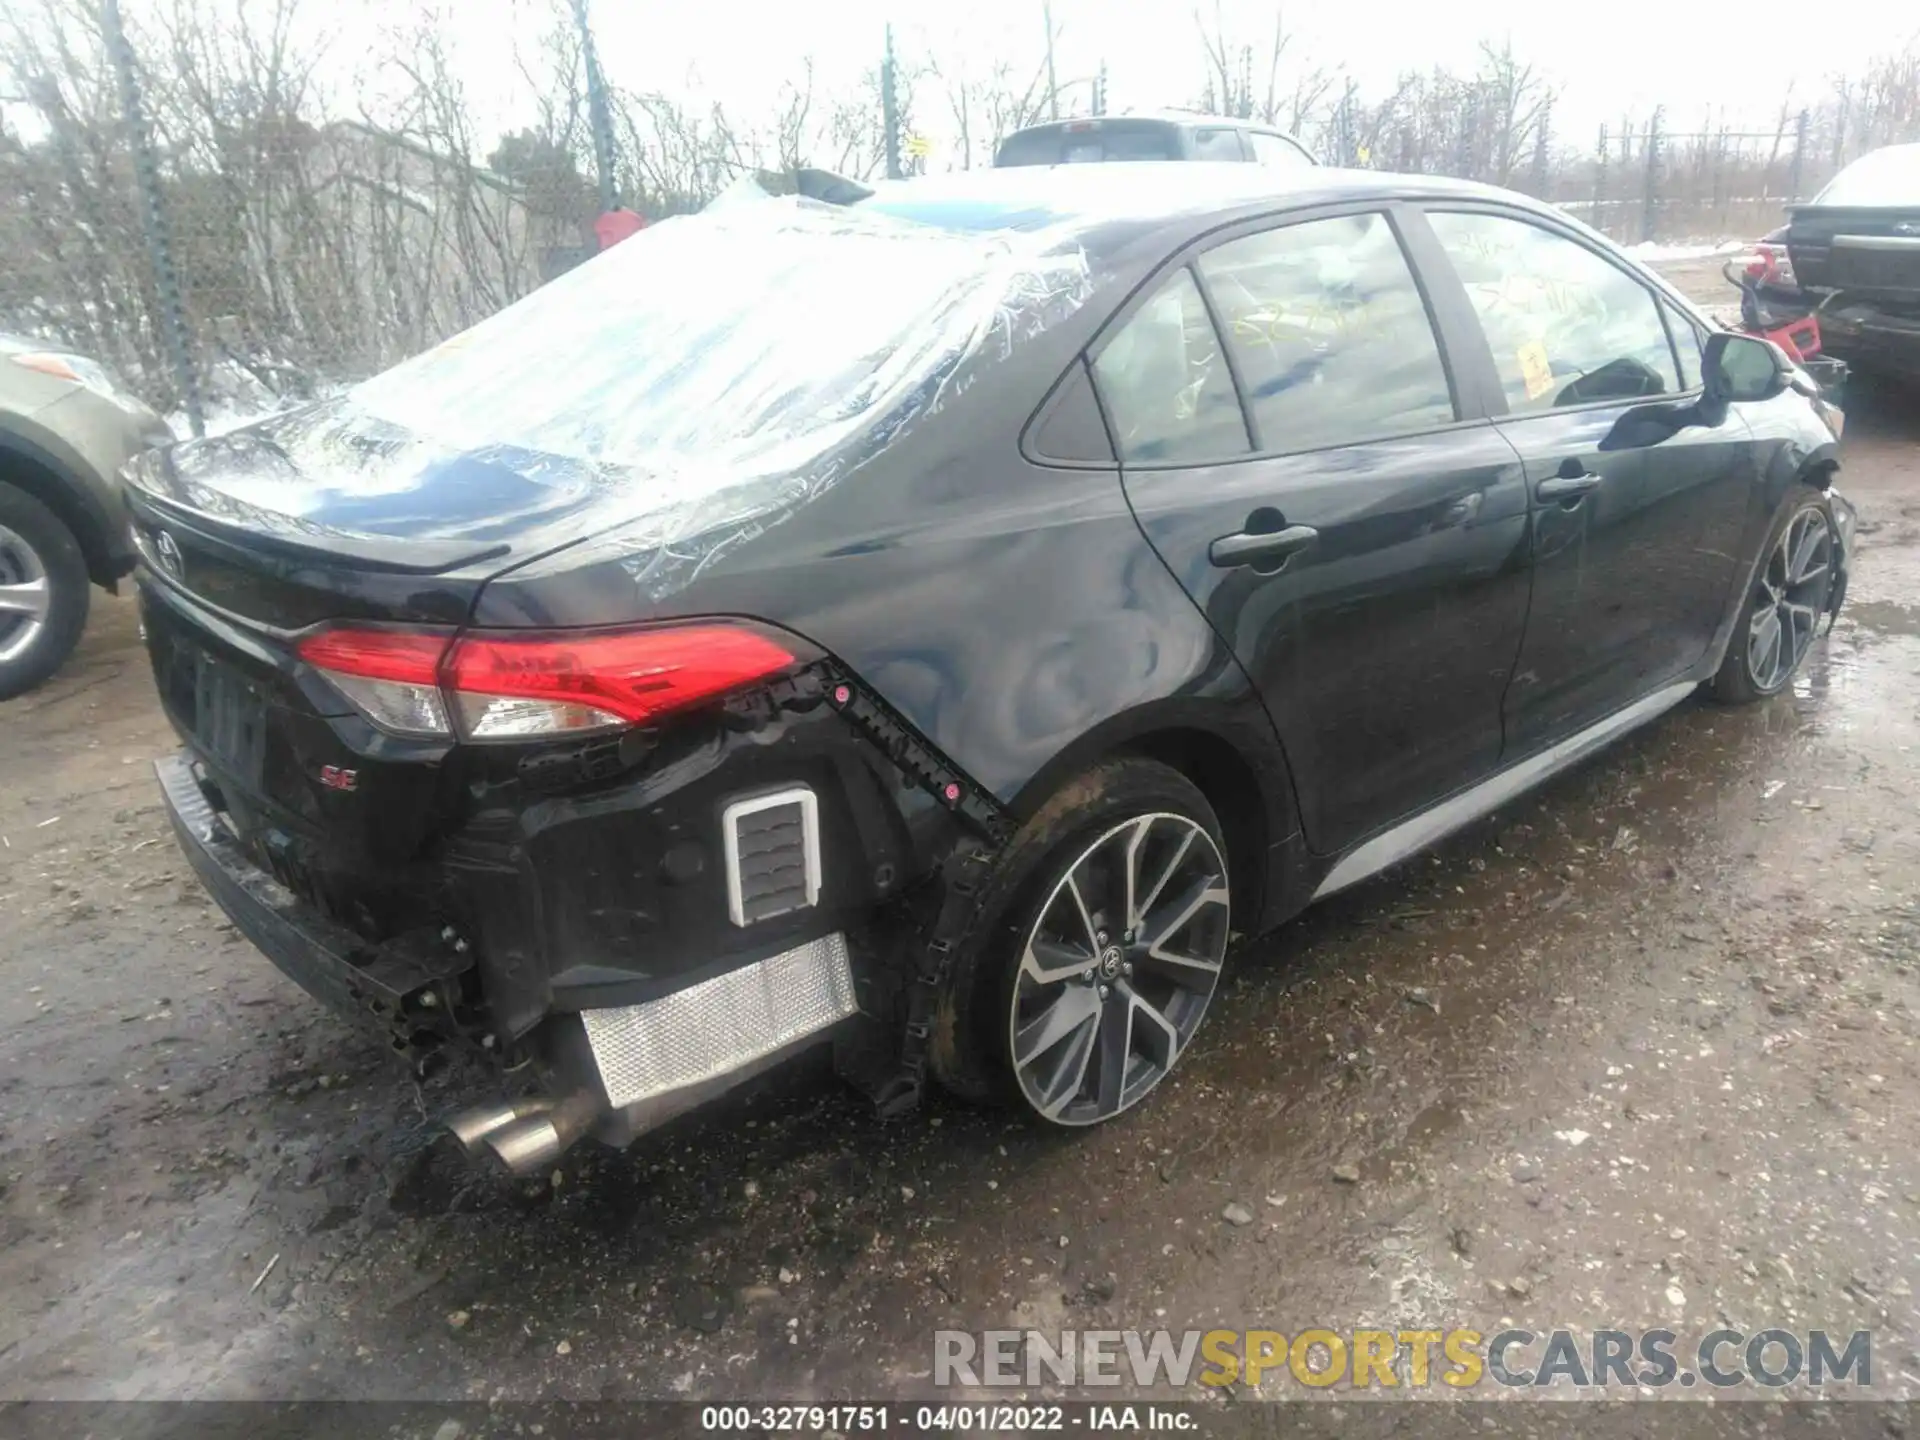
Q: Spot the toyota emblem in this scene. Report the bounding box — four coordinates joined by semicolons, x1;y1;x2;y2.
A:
153;529;184;581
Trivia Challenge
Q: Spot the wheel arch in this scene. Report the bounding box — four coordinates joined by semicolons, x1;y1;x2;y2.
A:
1701;450;1844;692
0;431;122;589
1124;727;1273;932
1797;450;1839;490
1785;433;1840;488
1006;700;1298;935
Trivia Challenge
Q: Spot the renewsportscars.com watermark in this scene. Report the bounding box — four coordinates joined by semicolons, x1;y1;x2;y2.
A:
934;1327;1874;1391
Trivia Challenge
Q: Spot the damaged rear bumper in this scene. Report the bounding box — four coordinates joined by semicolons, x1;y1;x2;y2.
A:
1817;299;1920;380
158;750;867;1170
158;753;476;1051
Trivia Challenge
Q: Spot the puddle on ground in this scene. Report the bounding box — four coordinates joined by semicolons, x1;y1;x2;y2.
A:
1845;599;1920;638
1784;541;1920;738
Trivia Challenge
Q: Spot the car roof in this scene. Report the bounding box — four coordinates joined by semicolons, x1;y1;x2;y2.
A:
1109;110;1298;132
1005;111;1292;133
863;163;1523;242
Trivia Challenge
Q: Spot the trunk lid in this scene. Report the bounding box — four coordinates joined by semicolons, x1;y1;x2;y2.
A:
121;398;611;629
120;400;594;900
137;574;456;930
1787;206;1920;300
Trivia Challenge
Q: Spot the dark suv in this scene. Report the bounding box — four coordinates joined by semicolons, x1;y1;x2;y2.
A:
995;113;1315;169
133;164;1852;1176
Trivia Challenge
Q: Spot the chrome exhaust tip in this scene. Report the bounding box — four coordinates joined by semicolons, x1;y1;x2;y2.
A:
475;1087;606;1178
445;1098;554;1157
482;1114;568;1176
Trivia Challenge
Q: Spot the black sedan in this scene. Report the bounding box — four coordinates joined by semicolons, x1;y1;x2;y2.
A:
125;164;1854;1173
1786;142;1920;381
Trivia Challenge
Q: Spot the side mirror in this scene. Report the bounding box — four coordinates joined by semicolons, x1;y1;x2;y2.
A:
1702;332;1788;404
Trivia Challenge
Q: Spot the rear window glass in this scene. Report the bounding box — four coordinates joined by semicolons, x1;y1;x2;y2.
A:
1813;145;1920;207
350;201;1093;478
996;123;1180;166
1190;128;1245;161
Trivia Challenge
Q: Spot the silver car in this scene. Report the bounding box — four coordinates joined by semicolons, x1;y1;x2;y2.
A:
0;336;174;698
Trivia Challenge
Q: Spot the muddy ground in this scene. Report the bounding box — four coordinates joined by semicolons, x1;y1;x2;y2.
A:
2;267;1918;1415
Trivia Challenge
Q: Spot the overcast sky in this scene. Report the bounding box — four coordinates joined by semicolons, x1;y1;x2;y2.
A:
22;0;1917;159
399;0;1917;151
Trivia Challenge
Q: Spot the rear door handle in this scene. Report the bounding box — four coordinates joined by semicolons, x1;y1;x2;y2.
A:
1535;472;1604;502
1209;524;1319;569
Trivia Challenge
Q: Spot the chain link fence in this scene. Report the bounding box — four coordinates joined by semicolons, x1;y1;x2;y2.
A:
1537;112;1836;247
3;0;613;435
3;1;1915;436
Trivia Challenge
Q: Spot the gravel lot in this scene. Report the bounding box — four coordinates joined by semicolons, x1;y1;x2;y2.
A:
3;265;1917;1412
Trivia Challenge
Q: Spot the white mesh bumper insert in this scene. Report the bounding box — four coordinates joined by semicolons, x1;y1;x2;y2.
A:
580;933;857;1110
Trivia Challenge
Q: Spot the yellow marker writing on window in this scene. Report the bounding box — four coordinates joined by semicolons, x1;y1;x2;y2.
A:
1517;341;1555;401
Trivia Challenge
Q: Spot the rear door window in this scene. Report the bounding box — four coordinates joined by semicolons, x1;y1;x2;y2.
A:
1426;211;1682;412
1196;212;1456;453
1091;269;1249;463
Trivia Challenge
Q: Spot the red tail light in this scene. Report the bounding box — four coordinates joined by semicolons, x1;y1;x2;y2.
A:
296;628;447;684
444;625;798;737
294;622;802;741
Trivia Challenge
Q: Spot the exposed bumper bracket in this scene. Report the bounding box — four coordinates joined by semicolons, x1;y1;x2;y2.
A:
155;752;480;1064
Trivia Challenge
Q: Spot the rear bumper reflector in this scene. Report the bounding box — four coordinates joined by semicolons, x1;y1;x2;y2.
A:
722;786;821;926
580;934;857;1110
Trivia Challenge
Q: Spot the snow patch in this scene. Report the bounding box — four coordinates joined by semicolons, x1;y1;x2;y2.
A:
1622;238;1746;264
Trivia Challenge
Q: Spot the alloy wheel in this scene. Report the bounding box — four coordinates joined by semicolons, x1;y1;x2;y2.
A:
0;523;51;666
1745;507;1833;693
1008;812;1230;1126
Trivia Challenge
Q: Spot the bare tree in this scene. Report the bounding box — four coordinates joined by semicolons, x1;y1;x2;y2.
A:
1476;39;1549;186
936;50;1061;169
7;0;1918;416
1191;2;1335;142
771;61;817;171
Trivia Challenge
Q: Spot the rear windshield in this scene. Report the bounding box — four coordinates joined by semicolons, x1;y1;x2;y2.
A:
1813;145;1920;207
351;199;1092;479
995;122;1181;166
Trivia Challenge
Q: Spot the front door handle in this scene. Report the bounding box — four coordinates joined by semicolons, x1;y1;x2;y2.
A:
1209;523;1319;569
1535;472;1604;503
1440;491;1485;528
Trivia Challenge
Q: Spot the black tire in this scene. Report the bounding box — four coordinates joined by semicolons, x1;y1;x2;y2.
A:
929;756;1231;1127
0;482;90;702
1708;486;1838;705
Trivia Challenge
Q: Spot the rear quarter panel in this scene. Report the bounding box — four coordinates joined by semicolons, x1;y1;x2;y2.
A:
470;337;1292;830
